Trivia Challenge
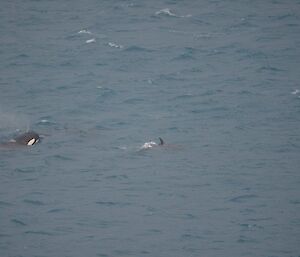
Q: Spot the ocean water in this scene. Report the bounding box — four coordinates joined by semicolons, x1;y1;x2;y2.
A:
1;0;300;256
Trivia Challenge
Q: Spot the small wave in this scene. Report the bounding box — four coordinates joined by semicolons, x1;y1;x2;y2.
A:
172;48;197;61
47;208;66;213
173;93;194;100
16;53;29;58
237;235;258;244
15;168;37;173
124;45;153;52
96;201;131;207
229;194;258;203
117;146;128;150
23;199;45;206
11;219;26;226
104;174;128;180
49;154;74;161
25;230;54;236
95;201;127;207
36;118;56;126
169;29;212;39
76;29;107;42
290;200;300;205
0;201;13;207
96;201;116;206
123;97;143;104
96;86;115;98
0;234;10;238
181;233;203;240
257;66;284;73
239;223;263;230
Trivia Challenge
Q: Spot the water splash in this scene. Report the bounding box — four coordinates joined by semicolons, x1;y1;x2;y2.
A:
78;29;92;34
140;141;158;149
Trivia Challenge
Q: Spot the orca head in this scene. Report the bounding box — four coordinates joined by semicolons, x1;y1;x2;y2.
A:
14;131;40;146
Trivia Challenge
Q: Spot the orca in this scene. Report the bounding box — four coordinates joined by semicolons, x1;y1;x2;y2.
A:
13;131;40;146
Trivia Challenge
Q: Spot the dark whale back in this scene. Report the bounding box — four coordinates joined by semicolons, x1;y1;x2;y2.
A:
14;131;40;145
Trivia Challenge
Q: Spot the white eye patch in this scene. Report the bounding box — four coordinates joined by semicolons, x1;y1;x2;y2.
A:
27;138;36;146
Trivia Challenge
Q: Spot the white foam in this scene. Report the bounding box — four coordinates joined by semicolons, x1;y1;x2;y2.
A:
155;8;191;18
291;89;300;95
140;141;158;149
78;29;92;34
86;38;96;44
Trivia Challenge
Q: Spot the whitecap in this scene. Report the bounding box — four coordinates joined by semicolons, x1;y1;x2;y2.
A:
155;8;177;17
291;89;300;95
108;42;124;49
86;38;96;44
147;79;153;84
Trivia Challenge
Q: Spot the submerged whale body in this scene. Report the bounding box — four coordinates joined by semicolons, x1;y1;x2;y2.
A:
0;131;40;149
13;131;40;146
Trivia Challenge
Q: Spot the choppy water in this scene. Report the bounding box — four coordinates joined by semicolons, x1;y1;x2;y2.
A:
1;1;300;257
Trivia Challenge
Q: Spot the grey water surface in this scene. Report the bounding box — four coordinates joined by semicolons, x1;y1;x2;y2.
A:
1;0;300;257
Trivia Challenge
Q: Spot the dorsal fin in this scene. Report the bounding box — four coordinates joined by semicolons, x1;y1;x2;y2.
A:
158;137;164;145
